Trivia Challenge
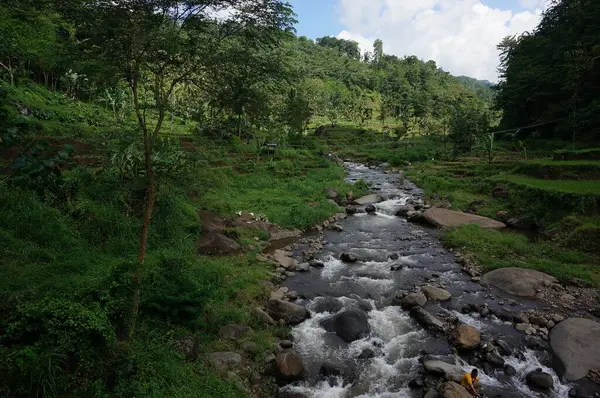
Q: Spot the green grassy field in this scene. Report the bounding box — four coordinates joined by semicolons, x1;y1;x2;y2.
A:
1;83;374;397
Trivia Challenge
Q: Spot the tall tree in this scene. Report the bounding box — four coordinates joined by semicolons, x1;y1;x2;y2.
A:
495;0;600;143
74;0;295;336
373;39;383;65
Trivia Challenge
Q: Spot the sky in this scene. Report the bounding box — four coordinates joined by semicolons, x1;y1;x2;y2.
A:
287;0;549;82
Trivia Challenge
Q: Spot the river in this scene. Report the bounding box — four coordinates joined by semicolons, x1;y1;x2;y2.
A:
279;163;571;398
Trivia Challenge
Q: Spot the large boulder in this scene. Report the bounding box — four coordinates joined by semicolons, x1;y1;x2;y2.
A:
423;360;464;382
438;381;472;398
550;318;600;381
207;352;243;372
312;297;344;314
482;267;558;297
526;370;554;390
423;208;506;229
422;285;452;301
276;349;304;382
197;233;241;255
265;299;310;325
353;194;381;205
320;309;370;343
410;307;446;332
218;324;251;341
451;325;481;350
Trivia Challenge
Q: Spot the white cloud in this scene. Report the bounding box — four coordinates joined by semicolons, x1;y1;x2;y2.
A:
335;0;548;81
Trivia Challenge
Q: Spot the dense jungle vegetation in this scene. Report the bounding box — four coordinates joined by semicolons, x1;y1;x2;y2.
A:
0;0;599;396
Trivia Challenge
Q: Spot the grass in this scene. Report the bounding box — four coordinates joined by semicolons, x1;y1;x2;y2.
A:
511;159;600;180
493;174;600;195
444;225;600;286
2;81;375;397
554;148;600;161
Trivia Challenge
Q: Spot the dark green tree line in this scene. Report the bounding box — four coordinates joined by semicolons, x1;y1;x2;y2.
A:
495;0;600;144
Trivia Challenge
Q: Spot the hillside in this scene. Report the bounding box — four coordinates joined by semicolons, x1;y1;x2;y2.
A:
1;0;600;397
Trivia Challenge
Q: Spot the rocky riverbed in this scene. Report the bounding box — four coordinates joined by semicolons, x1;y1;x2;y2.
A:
248;162;600;398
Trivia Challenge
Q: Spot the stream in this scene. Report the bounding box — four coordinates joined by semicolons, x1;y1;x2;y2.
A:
279;162;571;398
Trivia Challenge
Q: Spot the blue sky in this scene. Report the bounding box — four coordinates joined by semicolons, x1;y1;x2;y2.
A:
286;0;548;80
289;0;540;39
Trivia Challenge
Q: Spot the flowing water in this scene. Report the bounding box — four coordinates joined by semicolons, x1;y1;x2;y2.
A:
280;163;571;398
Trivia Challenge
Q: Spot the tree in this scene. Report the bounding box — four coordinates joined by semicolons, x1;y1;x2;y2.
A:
76;0;295;337
495;0;600;142
316;36;361;60
449;98;490;154
373;39;383;65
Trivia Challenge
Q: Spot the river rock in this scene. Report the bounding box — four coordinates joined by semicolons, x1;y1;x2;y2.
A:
273;250;298;270
410;307;446;332
398;292;426;309
320;309;371;343
219;324;251;341
486;352;505;368
504;364;517;376
276;349;304;382
319;361;353;381
353;194;380;205
550;318;600;381
309;260;325;268
254;307;276;325
208;352;243;372
422;285;452;301
451;325;481;350
514;313;529;324
265;298;310;325
174;334;199;361
340;253;358;263
197;233;241;255
507;217;536;230
530;315;548;326
324;188;339;202
424;390;439;398
439;381;472;397
297;262;310;272
365;204;376;214
409;378;424;389
526;370;554;390
312;297;344;314
358;348;376;359
423;360;464;382
395;205;415;217
331;224;344;232
482;267;558;297
242;341;258;355
423;208;506;229
346;206;358;215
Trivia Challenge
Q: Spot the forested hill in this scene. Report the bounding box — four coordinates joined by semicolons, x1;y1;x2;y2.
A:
456;76;495;103
4;0;600;397
283;35;488;132
496;0;600;142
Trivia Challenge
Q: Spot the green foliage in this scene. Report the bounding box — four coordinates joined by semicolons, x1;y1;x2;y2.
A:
9;140;76;201
444;225;599;285
496;0;600;144
448;99;491;154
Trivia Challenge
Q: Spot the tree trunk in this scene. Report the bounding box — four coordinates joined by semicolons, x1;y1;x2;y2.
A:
130;147;156;339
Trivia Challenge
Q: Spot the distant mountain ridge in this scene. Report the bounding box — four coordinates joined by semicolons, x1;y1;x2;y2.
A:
456;75;495;103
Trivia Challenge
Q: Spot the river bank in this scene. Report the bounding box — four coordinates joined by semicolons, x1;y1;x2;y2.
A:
253;162;600;398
